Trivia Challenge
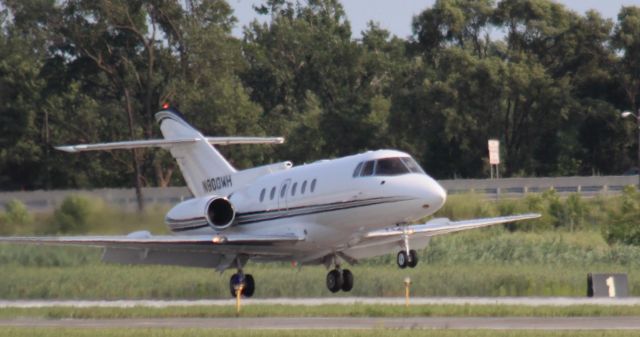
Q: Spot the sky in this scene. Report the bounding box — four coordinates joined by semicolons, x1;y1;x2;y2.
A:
228;0;640;39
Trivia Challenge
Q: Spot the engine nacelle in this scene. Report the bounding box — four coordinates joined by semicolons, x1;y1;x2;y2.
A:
205;197;236;229
165;196;236;231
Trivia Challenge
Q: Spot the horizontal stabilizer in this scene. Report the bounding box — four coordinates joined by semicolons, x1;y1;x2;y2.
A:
55;137;284;153
206;137;284;145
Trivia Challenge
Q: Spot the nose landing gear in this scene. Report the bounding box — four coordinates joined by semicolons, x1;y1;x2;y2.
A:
396;249;418;268
397;230;419;269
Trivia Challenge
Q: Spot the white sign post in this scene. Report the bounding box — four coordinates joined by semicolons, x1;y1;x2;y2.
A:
488;139;500;179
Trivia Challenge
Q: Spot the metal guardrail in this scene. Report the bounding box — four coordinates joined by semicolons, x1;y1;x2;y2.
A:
0;187;192;213
439;175;638;199
0;176;637;212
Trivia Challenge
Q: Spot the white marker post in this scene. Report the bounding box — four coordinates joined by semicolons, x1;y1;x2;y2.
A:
404;277;411;308
488;140;500;179
235;283;244;316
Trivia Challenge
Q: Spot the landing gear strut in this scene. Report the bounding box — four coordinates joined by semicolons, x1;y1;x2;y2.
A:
397;231;418;269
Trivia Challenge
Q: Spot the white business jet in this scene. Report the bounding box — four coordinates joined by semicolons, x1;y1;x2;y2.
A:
0;106;539;297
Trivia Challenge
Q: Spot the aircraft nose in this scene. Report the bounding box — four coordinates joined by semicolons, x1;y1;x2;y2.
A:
423;176;447;210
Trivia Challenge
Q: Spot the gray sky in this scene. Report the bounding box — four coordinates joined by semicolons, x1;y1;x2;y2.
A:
229;0;640;39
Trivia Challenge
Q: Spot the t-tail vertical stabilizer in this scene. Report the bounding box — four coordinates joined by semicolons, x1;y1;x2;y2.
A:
155;108;236;197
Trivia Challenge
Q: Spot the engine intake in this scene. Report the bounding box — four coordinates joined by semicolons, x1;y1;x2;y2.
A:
206;197;236;229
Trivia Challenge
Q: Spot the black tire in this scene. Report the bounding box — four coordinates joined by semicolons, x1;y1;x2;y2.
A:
244;274;255;297
326;269;343;293
341;269;354;292
408;249;418;268
229;273;242;297
397;251;408;269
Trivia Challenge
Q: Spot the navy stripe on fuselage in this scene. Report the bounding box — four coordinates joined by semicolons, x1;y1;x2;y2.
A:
168;196;415;233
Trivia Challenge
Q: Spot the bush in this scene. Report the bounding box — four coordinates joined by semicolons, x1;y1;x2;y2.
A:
5;199;32;225
50;195;93;234
602;186;640;246
0;199;32;235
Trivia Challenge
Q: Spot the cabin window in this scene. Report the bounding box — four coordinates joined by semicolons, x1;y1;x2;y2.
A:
310;179;317;192
301;180;307;194
376;157;410;176
353;162;363;177
291;182;298;196
270;187;276;200
360;160;375;176
260;188;266;202
280;184;288;198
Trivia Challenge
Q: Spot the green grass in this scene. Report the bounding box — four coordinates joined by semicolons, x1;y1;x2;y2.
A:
0;329;639;337
2;304;640;319
1;261;638;299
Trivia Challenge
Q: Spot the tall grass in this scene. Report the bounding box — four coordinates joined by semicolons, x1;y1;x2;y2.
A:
1;192;640;298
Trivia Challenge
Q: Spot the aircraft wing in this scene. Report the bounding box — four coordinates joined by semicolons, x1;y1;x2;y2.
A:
0;232;303;247
0;231;305;269
364;213;541;239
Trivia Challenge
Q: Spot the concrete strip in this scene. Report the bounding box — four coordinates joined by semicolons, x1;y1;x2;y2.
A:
2;297;640;308
1;317;640;330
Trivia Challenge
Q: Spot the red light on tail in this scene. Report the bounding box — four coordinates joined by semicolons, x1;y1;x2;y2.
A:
162;103;170;109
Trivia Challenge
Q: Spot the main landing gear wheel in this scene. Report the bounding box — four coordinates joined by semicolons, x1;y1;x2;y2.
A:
397;251;408;269
341;269;354;292
326;269;354;293
408;250;418;268
397;250;419;269
326;269;343;293
229;273;255;298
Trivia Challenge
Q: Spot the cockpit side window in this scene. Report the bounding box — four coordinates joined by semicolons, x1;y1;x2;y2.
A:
353;162;363;177
401;157;426;174
375;157;410;176
360;160;375;176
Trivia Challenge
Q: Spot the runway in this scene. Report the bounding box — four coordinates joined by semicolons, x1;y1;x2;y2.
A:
2;297;640;308
1;317;640;330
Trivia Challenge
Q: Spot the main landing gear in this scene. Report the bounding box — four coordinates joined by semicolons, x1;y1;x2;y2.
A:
229;272;255;297
326;267;354;293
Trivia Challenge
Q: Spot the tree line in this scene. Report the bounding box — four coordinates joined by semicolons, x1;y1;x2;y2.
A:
1;0;639;197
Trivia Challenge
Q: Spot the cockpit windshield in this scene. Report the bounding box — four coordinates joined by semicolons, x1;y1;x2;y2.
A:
353;156;425;177
376;158;410;175
400;157;426;174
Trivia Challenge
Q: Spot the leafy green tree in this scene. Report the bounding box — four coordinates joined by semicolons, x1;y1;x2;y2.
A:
413;0;494;59
613;6;640;113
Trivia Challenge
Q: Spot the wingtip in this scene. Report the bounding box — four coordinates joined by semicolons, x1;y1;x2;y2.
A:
54;146;77;153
